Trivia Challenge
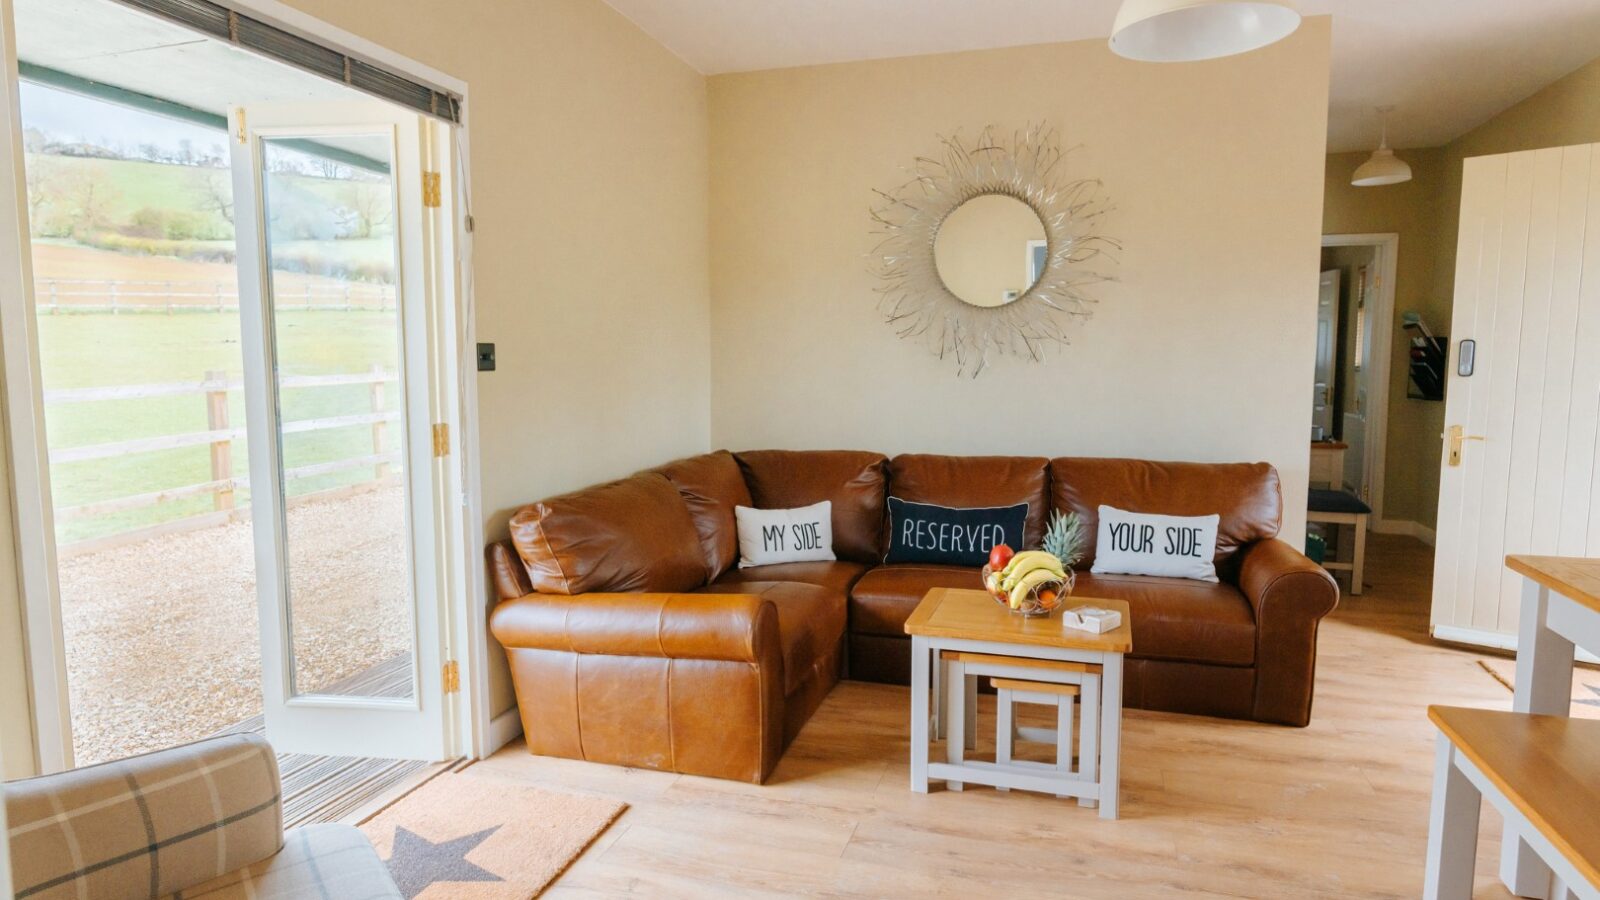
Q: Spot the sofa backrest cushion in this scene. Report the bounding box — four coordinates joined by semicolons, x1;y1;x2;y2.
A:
734;450;888;564
888;454;1052;549
1050;458;1281;569
650;450;753;578
509;472;708;594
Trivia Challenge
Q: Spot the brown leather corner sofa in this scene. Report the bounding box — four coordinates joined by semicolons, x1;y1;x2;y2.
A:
488;450;1338;783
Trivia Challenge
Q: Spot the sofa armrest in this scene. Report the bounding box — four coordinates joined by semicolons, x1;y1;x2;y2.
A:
488;590;787;782
1236;538;1340;726
5;733;284;899
489;590;780;663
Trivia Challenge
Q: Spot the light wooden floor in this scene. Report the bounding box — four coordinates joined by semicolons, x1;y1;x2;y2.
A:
471;534;1529;898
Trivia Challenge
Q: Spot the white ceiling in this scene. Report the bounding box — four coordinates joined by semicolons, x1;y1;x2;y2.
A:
602;0;1600;153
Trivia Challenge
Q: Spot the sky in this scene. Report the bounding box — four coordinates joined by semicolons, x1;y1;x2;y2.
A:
19;81;225;156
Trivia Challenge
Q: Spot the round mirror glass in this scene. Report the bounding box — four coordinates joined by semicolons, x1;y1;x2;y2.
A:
933;194;1048;307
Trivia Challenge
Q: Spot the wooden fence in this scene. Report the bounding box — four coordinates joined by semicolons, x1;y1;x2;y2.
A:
34;278;395;314
47;366;401;557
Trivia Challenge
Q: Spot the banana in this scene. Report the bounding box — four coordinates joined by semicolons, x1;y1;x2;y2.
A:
1008;568;1061;609
999;550;1060;581
1001;555;1066;591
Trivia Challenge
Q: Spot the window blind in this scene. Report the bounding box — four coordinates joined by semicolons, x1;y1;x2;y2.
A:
109;0;462;124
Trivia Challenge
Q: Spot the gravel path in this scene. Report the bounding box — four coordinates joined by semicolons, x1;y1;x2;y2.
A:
59;485;410;765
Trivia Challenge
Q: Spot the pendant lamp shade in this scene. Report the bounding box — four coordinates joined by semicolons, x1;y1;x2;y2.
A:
1109;0;1300;62
1351;148;1412;187
1352;107;1413;187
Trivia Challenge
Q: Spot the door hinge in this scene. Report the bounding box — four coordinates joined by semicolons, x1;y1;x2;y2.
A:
442;660;460;694
234;109;247;145
422;171;442;208
432;423;450;457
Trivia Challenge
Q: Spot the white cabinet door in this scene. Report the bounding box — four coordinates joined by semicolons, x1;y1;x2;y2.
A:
229;101;450;759
1431;144;1600;647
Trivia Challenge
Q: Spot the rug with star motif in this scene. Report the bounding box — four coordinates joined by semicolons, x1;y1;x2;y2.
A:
360;773;626;898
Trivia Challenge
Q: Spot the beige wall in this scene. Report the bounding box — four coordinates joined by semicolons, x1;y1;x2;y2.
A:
1322;148;1446;526
276;0;713;717
708;19;1332;545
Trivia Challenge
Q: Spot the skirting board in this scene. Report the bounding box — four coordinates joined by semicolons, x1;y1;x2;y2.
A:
1432;624;1600;665
1372;518;1436;547
488;708;524;755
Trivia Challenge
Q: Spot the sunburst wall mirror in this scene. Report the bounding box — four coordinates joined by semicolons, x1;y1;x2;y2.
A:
870;125;1118;376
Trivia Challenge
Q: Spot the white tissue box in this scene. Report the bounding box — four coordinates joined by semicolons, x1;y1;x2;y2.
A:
1062;605;1122;634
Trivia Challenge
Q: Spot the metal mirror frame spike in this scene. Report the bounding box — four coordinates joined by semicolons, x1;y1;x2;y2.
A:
869;124;1119;376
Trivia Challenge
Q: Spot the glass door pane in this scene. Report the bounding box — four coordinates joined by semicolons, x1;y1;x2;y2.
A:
259;134;415;701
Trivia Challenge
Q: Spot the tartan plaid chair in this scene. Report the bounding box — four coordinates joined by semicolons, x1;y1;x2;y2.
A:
4;733;400;899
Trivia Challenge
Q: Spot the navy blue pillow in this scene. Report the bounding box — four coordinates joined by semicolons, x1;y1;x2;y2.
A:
885;497;1029;566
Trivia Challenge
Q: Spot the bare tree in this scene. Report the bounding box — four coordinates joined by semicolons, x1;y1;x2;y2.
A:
23;154;59;231
341;181;391;239
194;169;234;225
62;166;121;236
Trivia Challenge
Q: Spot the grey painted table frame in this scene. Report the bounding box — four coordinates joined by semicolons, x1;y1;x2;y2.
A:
909;632;1125;819
1499;569;1600;898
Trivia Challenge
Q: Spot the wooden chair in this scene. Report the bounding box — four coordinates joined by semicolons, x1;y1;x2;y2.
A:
1425;705;1600;900
1308;488;1369;595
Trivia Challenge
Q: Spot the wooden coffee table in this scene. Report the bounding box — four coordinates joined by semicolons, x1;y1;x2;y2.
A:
903;588;1133;818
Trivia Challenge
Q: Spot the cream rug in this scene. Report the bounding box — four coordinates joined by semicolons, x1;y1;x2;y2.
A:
360;773;626;899
1477;657;1600;720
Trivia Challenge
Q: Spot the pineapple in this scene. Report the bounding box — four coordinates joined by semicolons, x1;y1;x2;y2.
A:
1041;509;1086;570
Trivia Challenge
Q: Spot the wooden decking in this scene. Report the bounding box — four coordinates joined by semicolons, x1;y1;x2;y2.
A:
217;653;442;828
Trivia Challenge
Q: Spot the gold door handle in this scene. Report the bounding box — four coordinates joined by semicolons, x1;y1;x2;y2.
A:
1444;425;1485;467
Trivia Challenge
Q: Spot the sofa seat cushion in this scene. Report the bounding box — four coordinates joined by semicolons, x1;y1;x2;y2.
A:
712;560;869;597
1072;573;1256;667
696;581;845;695
176;823;401;900
849;564;979;637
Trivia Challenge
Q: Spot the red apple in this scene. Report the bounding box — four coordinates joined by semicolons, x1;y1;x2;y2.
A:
987;543;1015;570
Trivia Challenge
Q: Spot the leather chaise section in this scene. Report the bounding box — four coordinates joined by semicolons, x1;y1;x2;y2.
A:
712;560;869;596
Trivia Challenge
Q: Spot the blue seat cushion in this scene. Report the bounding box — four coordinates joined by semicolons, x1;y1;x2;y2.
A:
1308;489;1372;515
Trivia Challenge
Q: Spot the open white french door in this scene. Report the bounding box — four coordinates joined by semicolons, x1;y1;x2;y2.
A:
229;100;451;759
1431;144;1600;648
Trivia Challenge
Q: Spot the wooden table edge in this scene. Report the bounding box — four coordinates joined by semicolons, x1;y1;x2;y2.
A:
902;587;1133;654
1505;555;1600;616
1428;705;1600;890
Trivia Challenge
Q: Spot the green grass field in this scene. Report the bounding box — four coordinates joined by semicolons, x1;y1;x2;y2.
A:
41;310;404;544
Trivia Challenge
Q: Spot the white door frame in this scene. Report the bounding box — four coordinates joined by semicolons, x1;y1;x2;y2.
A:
0;0;71;774
0;0;488;772
1321;232;1398;528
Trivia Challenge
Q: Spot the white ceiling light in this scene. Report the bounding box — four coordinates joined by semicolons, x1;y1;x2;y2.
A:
1352;106;1413;187
1109;0;1301;62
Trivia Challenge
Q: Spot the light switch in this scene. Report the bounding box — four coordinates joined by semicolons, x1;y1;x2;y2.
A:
477;342;496;372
